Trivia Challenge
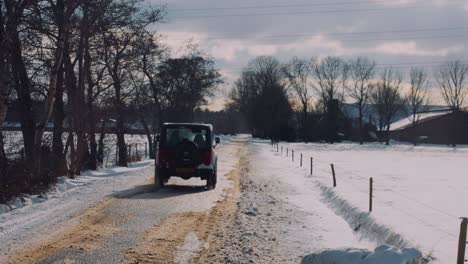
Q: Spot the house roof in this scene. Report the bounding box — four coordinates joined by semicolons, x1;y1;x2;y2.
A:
389;109;453;131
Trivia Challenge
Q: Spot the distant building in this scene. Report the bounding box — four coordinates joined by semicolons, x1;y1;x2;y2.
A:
389;109;468;144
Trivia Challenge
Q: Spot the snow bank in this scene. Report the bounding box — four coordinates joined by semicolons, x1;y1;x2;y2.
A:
301;245;422;264
0;160;153;215
319;183;409;248
0;204;10;214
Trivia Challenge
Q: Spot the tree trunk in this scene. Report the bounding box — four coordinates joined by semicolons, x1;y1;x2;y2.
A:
9;25;35;165
33;0;67;180
358;105;364;145
452;112;457;147
51;64;67;176
64;130;76;179
73;3;91;174
411;119;418;146
301;106;308;142
116;128;127;166
85;45;97;170
385;125;390;145
0;7;8;169
114;81;127;167
97;122;106;166
139;114;154;159
64;49;79;174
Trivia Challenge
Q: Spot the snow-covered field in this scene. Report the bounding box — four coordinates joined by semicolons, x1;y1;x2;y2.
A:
262;140;468;263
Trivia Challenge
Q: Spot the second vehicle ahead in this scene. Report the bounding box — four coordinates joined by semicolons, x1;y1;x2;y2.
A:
154;123;220;190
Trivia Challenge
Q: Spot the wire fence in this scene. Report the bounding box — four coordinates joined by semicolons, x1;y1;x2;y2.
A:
3;132;150;167
270;141;466;261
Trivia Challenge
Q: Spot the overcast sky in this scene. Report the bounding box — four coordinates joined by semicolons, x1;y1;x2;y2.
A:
149;0;468;110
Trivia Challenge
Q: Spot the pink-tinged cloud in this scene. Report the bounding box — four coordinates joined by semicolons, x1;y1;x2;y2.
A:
373;41;462;56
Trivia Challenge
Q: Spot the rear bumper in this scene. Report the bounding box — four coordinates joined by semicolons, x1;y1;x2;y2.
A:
158;167;214;179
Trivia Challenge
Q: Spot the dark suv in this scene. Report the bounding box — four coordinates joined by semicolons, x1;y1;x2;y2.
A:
155;123;220;189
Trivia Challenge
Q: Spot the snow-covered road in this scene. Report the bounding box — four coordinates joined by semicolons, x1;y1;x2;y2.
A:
0;161;154;256
0;136;241;263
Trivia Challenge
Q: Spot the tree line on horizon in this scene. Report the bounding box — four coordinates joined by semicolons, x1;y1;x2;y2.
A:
0;0;222;202
227;55;468;145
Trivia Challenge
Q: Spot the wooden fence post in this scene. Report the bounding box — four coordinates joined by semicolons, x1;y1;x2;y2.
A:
135;143;138;160
292;150;294;162
128;144;131;161
369;177;373;212
287;148;288;157
115;145;118;164
300;153;302;167
331;164;336;187
145;143;148;159
457;217;468;264
310;157;313;176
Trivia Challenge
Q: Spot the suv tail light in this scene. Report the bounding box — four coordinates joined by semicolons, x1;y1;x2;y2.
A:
201;150;212;165
158;147;169;163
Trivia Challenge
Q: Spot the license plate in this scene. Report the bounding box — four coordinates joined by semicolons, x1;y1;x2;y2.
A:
176;168;194;173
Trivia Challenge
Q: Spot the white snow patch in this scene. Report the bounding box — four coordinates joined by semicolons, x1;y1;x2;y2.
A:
174;231;207;264
0;204;10;214
319;183;409;248
389;110;451;131
301;245;422;264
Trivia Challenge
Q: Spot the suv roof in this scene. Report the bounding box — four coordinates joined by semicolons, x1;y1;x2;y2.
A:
163;123;213;130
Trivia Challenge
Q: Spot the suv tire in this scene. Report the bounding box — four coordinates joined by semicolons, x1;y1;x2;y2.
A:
206;165;217;190
155;168;166;189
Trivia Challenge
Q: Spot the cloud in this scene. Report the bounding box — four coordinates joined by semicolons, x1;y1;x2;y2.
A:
374;0;420;6
372;41;462;56
154;0;468;110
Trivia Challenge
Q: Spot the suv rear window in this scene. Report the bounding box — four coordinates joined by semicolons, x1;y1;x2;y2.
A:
161;126;211;149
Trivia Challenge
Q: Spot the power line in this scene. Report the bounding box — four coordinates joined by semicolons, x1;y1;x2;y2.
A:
167;0;420;12
218;60;468;73
167;2;464;20
164;26;468;41
170;34;468;44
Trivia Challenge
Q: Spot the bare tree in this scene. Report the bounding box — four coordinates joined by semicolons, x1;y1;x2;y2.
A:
4;0;36;164
100;2;164;167
311;56;348;113
435;60;468;146
32;0;73;178
311;56;348;143
230;56;293;140
405;67;430;145
0;1;8;167
135;31;167;131
371;67;404;145
129;70;156;159
283;57;312;141
347;57;376;144
435;60;468;111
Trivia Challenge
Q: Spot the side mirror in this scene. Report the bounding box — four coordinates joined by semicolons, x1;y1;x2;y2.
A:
215;137;221;144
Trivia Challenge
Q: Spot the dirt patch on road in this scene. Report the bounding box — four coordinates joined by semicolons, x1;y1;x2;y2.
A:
3;198;123;264
123;146;246;264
